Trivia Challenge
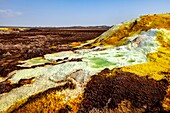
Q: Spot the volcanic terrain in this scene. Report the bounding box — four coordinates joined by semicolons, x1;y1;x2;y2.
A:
1;13;170;113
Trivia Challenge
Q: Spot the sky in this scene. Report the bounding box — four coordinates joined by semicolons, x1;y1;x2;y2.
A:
0;0;170;27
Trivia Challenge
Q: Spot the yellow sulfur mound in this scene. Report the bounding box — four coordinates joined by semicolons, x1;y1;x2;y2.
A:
85;13;170;47
122;29;170;79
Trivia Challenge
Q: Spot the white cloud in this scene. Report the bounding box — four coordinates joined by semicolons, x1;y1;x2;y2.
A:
0;9;22;17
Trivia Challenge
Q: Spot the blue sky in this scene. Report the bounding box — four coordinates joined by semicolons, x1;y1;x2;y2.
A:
0;0;170;27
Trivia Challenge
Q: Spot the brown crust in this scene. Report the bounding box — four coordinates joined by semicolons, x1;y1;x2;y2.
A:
78;69;168;113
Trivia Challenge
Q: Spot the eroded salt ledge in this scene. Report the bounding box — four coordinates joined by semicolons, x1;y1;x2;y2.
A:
0;29;161;112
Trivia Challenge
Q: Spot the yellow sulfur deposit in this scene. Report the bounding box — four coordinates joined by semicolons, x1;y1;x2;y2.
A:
122;29;170;80
84;13;170;47
0;27;28;32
